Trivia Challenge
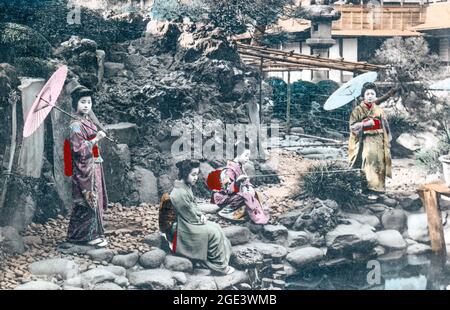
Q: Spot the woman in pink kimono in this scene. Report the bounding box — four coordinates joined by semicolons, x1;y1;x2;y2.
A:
65;86;108;247
211;149;269;225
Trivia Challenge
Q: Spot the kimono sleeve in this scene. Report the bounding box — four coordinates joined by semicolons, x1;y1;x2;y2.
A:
170;189;203;225
70;122;94;159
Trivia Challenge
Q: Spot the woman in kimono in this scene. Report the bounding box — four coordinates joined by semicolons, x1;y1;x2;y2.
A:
65;86;109;247
211;149;269;225
348;82;393;200
169;159;234;275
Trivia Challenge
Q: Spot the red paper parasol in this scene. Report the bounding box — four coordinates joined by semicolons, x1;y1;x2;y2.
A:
23;65;116;143
23;66;68;138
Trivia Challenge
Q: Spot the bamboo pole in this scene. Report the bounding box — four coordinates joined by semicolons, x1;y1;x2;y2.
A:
286;70;291;135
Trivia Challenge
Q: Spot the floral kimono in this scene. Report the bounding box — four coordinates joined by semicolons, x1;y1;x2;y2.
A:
170;180;231;273
348;101;392;192
64;117;108;243
211;161;269;224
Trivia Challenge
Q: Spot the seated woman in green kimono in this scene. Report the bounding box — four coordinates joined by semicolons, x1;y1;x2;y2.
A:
169;159;234;275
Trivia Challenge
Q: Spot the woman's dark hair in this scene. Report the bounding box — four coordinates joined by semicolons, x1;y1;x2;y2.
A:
360;82;379;98
176;159;200;181
71;85;94;111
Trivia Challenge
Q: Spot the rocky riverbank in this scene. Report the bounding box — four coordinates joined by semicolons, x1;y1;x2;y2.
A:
2;143;449;290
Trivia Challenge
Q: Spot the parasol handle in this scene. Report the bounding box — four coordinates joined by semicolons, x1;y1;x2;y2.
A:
52;105;118;143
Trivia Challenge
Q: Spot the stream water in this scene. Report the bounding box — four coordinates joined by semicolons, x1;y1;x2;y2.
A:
286;253;450;290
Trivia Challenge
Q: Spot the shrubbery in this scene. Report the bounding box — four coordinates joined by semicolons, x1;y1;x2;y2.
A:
300;161;364;208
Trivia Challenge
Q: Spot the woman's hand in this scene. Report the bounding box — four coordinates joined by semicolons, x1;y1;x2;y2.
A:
92;131;107;144
236;175;248;182
200;214;207;224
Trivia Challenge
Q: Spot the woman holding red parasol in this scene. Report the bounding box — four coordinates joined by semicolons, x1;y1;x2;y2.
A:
64;85;109;247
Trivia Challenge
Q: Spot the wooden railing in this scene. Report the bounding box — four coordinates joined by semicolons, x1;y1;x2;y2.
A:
332;5;426;31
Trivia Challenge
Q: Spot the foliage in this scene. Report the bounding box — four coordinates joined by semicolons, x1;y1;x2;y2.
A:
267;77;287;117
415;137;450;174
13;57;55;79
0;0;146;52
386;114;418;138
300;161;364;207
373;37;442;116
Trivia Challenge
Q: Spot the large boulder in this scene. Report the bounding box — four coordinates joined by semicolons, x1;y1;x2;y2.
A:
325;220;378;255
287;231;311;248
396;131;439;152
80;268;118;288
139;249;166;269
104;122;139;146
29;258;79;280
342;212;380;228
223;226;251;246
164;255;193;273
0;226;25;254
277;209;303;228
111;252;139;269
14;280;61;290
127;269;177;290
87;248;115;263
128;166;159;204
262;225;288;243
376;230;407;250
184;275;217;290
381;209;407;231
286;247;324;268
213;270;249;290
230;245;264;269
407;213;433;243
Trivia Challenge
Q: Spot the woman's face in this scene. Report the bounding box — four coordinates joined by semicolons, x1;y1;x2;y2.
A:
238;150;251;164
186;167;200;186
364;89;377;103
77;96;92;115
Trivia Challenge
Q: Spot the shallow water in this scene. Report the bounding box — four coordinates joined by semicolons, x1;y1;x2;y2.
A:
286;254;450;290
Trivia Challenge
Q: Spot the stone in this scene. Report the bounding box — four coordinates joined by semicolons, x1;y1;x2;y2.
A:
383;197;398;208
401;194;423;212
143;232;164;248
342;212;380;228
172;271;188;285
14;280;60;290
80;268;118;288
197;203;220;214
246;222;264;234
230;245;264;269
214;270;249;290
184;275;217;290
407;243;431;255
127;269;177;290
376;230;407;250
93;282;123;290
250;242;288;258
128;166;159;204
29;258;79;280
407;213;432;243
365;203;388;214
286;247;324;268
286;231;311;248
104;62;125;78
63;285;84;290
223;226;251;245
114;276;129;287
111;252;139;269
325;220;378;255
139;249;166;269
0;226;25;254
277;209;303;228
164;255;193;273
262;225;288;242
381;209;407;231
87;248;115;263
396;132;439;152
96;265;126;277
104;122;139;147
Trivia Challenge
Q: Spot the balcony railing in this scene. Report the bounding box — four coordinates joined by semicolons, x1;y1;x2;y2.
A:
332;5;426;31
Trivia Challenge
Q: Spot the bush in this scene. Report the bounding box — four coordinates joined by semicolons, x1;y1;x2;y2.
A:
13;57;55;79
415;137;450;174
0;22;52;63
267;77;287;118
300;161;364;208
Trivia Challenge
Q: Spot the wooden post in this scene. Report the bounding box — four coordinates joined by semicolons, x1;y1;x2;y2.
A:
259;57;263;125
418;184;447;257
286;70;291;135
